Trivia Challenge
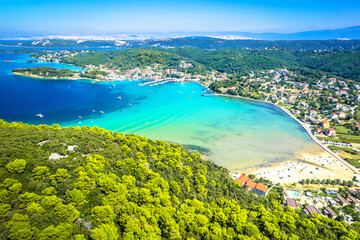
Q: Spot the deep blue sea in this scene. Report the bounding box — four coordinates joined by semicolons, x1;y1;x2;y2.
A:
0;51;325;171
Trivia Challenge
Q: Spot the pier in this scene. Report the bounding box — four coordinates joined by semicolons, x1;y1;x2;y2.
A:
138;78;183;87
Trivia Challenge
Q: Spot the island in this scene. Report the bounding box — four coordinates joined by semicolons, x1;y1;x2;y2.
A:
12;66;108;81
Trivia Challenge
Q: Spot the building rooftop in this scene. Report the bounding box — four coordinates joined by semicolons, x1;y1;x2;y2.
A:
323;206;337;218
235;174;253;186
304;205;321;215
283;198;300;208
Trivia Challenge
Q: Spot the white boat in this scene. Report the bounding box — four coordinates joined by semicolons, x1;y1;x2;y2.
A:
117;96;122;99
92;110;95;113
100;111;104;114
36;113;44;118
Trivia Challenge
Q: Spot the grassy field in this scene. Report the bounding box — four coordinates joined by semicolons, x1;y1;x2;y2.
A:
317;134;360;144
333;125;352;134
338;134;360;144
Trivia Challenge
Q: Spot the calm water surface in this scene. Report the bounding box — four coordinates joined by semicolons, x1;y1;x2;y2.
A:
0;52;325;171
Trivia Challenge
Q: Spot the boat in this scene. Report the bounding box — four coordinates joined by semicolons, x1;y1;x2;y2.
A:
129;103;132;106
121;109;124;111
109;87;112;90
100;111;104;114
36;113;44;118
112;84;115;87
92;110;95;113
117;96;122;99
78;116;82;119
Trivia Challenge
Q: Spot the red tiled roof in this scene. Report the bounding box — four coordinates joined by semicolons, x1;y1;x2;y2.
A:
245;181;257;190
255;183;268;193
235;174;252;186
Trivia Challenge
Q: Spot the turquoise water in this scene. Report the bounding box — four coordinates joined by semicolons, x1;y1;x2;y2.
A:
0;52;324;171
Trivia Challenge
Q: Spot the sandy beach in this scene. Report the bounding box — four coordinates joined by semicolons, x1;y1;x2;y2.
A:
244;152;354;184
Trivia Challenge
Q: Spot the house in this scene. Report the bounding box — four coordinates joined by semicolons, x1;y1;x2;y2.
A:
338;111;346;119
294;110;301;115
346;196;360;205
334;103;343;110
328;78;336;83
336;195;348;205
321;121;330;129
299;102;309;108
282;198;300;209
339;90;348;96
328;97;338;102
326;128;336;136
308;110;317;117
304;205;321;215
356;95;360;101
235;174;253;186
323;207;338;218
328;113;338;120
235;174;268;196
349;189;357;196
356;124;360;132
315;128;323;134
308;118;317;124
250;183;268;196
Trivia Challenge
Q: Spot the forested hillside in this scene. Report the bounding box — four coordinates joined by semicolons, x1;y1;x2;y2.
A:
1;120;360;239
43;47;360;81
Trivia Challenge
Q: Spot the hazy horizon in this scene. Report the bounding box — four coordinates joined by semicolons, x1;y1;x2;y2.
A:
1;0;360;38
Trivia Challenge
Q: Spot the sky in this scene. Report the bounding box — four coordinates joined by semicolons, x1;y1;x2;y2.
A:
1;0;360;37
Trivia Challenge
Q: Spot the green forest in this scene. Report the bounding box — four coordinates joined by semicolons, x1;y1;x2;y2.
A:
12;67;77;79
32;47;360;81
12;67;108;80
1;120;360;239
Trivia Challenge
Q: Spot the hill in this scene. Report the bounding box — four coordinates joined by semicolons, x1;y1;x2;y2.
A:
0;120;360;239
2;39;360;51
30;47;360;81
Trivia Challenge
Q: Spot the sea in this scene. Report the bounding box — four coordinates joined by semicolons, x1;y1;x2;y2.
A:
0;49;325;172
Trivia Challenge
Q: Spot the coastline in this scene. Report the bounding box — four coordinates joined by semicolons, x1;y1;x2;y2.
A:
198;82;358;181
209;92;358;173
12;71;100;82
9;67;358;181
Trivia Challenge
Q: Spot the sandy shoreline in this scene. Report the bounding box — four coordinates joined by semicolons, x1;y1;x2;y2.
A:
241;151;354;183
200;85;357;183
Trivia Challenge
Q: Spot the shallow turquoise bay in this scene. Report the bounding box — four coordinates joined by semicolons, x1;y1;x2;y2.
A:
0;53;324;171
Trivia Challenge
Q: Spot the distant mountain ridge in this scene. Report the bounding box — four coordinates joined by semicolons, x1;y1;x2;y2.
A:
1;26;360;41
2;39;360;51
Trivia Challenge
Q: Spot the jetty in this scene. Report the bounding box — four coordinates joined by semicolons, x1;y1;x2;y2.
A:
138;78;182;87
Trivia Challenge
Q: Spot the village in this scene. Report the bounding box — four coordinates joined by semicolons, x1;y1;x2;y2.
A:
232;173;360;223
35;50;228;83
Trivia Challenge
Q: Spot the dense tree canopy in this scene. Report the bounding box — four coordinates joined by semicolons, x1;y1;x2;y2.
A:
0;120;360;239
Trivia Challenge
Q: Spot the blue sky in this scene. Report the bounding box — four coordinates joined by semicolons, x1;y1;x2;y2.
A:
1;0;360;36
